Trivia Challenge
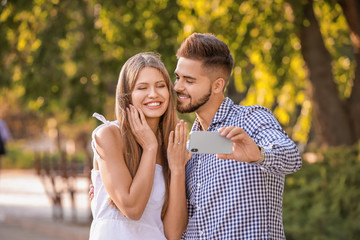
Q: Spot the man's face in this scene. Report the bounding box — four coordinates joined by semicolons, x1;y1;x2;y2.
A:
174;57;212;113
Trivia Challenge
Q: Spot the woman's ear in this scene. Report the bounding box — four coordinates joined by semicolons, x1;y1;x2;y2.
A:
212;77;226;93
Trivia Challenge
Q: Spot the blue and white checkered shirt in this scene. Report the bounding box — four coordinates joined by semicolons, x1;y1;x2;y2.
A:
182;98;302;240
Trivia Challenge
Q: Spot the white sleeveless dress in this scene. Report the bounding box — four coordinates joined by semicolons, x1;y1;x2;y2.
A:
89;113;167;240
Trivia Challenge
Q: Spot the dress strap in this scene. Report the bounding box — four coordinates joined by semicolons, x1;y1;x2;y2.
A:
91;113;113;167
92;112;108;124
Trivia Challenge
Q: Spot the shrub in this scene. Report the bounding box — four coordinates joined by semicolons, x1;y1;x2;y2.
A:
0;141;89;170
284;143;360;240
1;142;35;169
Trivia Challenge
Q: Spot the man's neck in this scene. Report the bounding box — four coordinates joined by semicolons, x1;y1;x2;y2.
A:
195;95;225;131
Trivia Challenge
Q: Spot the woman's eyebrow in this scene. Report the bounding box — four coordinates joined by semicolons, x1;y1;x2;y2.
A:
135;79;165;85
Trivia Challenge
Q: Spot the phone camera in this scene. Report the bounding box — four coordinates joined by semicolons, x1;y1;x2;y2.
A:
191;148;198;153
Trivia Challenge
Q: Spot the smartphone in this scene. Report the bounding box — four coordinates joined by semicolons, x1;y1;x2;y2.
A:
187;131;233;154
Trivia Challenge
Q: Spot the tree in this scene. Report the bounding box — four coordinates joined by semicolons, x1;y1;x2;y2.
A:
288;0;360;147
0;0;180;119
1;0;357;148
176;0;358;147
0;0;106;119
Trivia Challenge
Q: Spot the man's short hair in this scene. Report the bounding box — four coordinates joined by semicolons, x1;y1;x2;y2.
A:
176;33;234;81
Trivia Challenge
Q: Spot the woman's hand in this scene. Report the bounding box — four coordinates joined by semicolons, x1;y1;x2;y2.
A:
163;120;190;239
127;104;158;151
167;120;192;174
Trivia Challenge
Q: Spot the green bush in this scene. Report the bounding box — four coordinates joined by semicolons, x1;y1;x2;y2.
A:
284;143;360;240
0;142;89;169
0;142;35;169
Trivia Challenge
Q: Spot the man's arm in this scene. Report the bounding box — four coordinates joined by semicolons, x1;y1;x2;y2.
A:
245;106;302;175
217;106;302;175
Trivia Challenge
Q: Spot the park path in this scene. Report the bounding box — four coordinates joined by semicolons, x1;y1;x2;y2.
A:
0;169;90;240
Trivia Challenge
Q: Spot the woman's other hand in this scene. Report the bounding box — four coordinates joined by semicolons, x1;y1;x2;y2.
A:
167;120;191;174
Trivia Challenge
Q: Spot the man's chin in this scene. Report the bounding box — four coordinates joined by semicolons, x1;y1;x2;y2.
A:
176;106;190;113
176;103;199;113
176;104;191;113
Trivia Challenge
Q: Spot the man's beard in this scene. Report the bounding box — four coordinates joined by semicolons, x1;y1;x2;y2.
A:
176;88;212;113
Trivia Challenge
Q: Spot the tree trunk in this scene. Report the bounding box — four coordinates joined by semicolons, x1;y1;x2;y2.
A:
339;0;360;142
299;0;354;147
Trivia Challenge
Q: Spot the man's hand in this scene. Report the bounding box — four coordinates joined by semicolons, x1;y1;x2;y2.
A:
216;126;261;163
89;184;94;200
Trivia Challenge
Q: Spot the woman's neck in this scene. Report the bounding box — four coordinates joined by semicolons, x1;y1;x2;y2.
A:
146;117;161;134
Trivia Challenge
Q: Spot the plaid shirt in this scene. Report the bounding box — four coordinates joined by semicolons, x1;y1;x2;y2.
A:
182;98;302;240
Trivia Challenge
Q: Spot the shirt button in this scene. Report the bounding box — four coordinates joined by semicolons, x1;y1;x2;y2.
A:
197;183;201;188
199;230;204;236
198;160;201;164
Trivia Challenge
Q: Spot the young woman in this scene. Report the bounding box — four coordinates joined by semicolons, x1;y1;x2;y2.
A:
89;52;189;240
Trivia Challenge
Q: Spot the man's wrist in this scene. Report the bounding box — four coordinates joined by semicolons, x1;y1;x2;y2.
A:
251;146;265;164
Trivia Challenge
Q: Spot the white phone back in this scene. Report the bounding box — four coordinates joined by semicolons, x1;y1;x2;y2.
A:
187;131;233;154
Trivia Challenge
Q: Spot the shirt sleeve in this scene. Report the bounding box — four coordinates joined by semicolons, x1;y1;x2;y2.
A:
243;106;302;175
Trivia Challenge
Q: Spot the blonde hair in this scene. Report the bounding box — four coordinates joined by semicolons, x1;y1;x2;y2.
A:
114;52;177;219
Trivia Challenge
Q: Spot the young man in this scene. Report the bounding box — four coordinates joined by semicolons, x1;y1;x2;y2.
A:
174;33;302;239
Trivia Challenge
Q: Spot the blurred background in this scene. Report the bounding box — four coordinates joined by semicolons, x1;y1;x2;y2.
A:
0;0;359;239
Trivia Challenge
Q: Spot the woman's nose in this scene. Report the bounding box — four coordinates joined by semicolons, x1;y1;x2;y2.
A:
148;87;158;97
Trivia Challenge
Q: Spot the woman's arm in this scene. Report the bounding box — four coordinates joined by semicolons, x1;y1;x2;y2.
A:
95;106;159;220
163;120;190;239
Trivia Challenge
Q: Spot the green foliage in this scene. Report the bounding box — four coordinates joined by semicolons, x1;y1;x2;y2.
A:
0;0;180;119
313;1;354;99
0;141;88;169
1;142;35;169
0;0;356;146
176;0;309;141
176;0;353;145
284;143;360;239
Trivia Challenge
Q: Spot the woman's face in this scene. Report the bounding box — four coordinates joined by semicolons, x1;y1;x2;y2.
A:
131;67;170;119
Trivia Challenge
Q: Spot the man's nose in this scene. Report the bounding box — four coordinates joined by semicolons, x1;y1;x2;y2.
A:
174;80;183;92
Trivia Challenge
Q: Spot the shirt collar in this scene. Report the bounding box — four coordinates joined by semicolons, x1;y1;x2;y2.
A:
192;97;234;131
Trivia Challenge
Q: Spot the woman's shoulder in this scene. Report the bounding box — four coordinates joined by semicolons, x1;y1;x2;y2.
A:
94;123;123;147
96;123;120;135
